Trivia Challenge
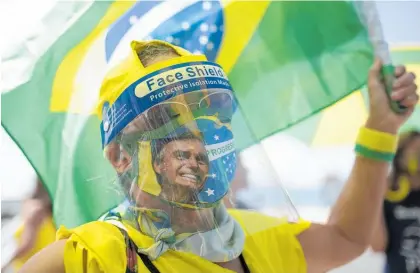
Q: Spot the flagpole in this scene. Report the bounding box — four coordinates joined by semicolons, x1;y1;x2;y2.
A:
357;1;407;114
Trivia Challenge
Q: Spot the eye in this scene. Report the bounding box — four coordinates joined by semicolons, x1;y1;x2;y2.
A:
197;154;209;165
175;151;189;160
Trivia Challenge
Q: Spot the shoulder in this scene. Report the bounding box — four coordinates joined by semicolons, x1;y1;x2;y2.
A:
228;209;311;251
228;209;311;235
228;210;310;273
56;221;127;273
57;220;123;240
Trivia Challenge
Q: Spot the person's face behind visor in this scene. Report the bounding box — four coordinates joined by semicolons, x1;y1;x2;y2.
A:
153;137;210;203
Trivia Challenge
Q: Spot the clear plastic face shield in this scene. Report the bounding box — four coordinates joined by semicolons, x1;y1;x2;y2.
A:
98;41;298;262
102;65;236;209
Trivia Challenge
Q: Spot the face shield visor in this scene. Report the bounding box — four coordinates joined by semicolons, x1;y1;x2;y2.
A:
98;40;299;264
101;60;237;209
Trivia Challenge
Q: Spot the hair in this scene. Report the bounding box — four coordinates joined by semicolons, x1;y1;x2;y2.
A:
151;131;204;165
136;42;180;67
390;130;420;190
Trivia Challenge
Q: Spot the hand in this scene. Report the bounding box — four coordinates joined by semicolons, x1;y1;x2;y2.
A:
365;58;418;134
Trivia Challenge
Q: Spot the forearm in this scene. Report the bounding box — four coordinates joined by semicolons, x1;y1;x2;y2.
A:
328;155;389;247
327;120;398;249
371;210;388;252
299;156;391;272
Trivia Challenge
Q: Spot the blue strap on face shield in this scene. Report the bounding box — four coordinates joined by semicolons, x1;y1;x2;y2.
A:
100;61;236;149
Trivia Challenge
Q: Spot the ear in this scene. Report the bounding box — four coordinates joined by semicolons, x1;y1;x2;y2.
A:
105;142;132;173
153;160;162;175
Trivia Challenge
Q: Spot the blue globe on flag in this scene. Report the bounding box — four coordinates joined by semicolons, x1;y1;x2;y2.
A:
105;1;224;66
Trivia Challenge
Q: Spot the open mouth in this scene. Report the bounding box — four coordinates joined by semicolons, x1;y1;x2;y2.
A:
181;173;201;183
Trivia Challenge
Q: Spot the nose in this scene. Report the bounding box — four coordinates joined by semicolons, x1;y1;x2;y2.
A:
186;156;199;170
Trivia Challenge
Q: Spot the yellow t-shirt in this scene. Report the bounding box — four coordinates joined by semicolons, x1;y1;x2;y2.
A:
57;210;310;273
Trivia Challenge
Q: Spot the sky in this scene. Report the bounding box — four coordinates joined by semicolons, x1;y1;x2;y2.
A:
376;1;420;47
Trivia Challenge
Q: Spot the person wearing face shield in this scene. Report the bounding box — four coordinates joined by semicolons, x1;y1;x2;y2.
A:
370;130;420;273
18;40;418;273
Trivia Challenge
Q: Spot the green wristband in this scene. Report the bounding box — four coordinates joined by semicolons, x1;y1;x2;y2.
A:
354;144;395;162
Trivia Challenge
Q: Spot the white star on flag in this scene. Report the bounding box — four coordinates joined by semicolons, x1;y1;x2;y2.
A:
202;1;212;11
103;121;110;132
211;173;216;178
205;188;215;196
214;135;219;141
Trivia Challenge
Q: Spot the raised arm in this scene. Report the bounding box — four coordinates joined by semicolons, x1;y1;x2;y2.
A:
297;59;418;273
371;209;388;252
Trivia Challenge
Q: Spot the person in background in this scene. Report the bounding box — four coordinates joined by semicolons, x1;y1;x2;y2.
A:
10;178;56;272
371;130;420;273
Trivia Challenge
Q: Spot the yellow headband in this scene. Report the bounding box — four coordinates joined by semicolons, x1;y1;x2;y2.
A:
96;40;208;119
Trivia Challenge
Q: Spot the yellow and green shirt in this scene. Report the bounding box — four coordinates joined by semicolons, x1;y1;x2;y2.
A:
57;209;310;273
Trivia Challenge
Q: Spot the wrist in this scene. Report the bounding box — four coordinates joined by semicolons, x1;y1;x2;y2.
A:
365;118;399;135
355;126;398;162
